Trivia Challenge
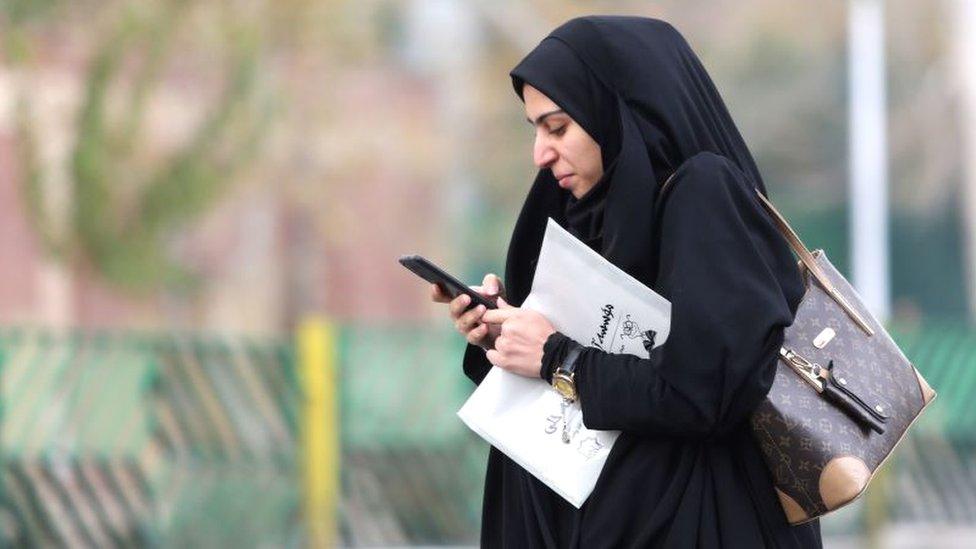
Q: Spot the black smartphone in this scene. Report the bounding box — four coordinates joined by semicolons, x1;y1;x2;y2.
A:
399;255;497;310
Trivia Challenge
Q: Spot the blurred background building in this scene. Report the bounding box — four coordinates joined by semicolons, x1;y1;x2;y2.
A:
0;0;973;547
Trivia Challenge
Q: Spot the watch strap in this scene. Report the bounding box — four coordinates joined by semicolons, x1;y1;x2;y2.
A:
558;345;582;377
540;332;570;383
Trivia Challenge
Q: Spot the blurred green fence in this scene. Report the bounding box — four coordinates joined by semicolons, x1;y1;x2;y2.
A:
337;325;485;545
0;325;486;547
0;329;304;547
0;322;972;547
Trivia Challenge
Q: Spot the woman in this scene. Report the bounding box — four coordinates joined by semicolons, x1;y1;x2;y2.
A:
432;16;822;548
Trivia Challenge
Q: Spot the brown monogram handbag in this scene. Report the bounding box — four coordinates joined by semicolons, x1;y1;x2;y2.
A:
749;189;937;525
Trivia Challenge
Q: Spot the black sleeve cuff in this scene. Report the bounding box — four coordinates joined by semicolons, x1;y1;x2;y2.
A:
540;331;577;383
462;342;492;385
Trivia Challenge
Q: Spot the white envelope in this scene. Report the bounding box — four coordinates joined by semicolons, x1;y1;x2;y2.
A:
457;218;671;507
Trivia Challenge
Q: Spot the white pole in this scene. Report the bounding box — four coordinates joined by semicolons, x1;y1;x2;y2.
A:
848;0;891;322
404;0;482;263
951;0;976;322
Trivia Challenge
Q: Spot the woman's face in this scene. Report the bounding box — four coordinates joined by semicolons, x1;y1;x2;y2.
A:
522;84;604;199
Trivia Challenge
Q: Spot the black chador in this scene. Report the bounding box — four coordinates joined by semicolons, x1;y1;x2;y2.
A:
461;16;823;548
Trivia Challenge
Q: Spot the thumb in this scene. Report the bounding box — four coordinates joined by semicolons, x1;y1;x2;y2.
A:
496;296;514;309
483;274;500;295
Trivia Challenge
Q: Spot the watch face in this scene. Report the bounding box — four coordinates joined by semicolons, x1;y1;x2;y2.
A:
553;376;576;400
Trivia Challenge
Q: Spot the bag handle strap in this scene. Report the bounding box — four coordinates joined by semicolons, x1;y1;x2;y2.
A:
753;188;875;336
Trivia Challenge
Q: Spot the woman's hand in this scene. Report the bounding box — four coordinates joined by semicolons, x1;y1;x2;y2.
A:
431;273;504;350
481;297;556;378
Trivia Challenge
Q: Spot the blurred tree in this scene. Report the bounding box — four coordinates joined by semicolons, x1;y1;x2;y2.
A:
0;0;63;63
16;1;271;293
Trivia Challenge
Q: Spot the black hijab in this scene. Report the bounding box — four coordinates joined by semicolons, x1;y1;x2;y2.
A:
505;16;769;305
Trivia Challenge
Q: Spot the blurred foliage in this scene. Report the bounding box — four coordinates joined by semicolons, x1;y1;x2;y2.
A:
2;0;969;324
15;1;272;293
0;0;63;63
0;0;59;22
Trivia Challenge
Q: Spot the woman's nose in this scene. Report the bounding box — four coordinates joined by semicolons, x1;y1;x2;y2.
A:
533;137;557;168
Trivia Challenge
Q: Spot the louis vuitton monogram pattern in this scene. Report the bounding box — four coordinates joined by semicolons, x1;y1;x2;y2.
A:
750;250;936;524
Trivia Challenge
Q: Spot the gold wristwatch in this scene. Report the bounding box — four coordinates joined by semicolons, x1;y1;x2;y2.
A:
551;346;583;402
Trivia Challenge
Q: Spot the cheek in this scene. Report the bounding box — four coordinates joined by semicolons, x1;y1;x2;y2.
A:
563;141;587;169
578;142;602;177
589;146;603;174
567;132;602;176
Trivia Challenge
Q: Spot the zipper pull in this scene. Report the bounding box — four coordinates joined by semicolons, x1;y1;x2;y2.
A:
780;347;825;392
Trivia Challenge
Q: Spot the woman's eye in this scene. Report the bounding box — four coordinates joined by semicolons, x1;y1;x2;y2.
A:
550;126;567;136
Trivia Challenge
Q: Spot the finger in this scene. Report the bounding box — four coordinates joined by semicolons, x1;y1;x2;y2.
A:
496;296;514;309
482;274;500;296
498;318;518;336
469;284;494;300
494;274;506;297
466;323;487;344
459;305;486;329
486;273;506;298
449;294;472;318
431;284;450;303
482;307;519;324
486;349;503;367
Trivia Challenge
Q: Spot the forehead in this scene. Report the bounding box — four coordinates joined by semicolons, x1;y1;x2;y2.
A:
522;84;563;118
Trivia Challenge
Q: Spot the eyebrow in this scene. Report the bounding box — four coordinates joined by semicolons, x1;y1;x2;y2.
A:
526;109;566;126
